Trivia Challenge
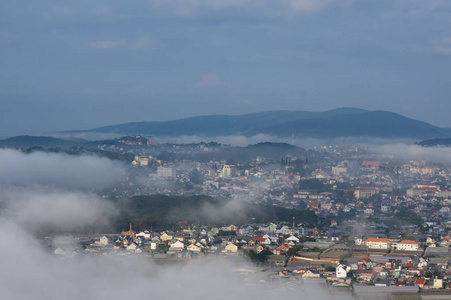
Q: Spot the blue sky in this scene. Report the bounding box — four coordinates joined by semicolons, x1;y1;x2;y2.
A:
1;0;451;137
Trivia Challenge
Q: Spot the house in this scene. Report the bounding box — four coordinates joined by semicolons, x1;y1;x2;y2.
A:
222;243;238;253
336;264;350;278
285;235;300;243
121;230;136;239
418;257;428;268
415;278;427;288
302;270;321;278
253;237;271;245
331;232;339;241
169;240;185;251
277;226;290;235
273;244;290;255
136;231;151;240
99;236;109;246
160;233;173;242
186;244;201;252
126;243;137;251
358;273;373;281
434;278;444;289
54;247;66;255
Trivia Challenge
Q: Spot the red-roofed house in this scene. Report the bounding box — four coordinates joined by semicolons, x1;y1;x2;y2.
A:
273;244;290;255
415;278;427;288
253;237;271;245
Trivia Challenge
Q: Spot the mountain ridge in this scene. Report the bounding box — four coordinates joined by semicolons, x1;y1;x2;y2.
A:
62;108;451;140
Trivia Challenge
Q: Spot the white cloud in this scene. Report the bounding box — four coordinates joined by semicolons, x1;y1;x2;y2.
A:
374;143;451;164
196;73;225;88
0;187;117;232
0;149;125;190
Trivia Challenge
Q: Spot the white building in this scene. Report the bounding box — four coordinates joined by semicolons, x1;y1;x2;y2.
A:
136;231;151;240
99;236;109;246
332;166;347;176
394;240;419;251
157;166;176;178
170;240;185;251
364;238;392;249
336;264;350;278
221;165;236;178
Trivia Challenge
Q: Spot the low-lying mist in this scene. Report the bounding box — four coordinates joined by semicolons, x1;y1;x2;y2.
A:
0;143;350;300
374;143;451;164
0;186;117;233
0;149;125;190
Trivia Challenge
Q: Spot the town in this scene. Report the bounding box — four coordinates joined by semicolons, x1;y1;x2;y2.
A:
40;135;451;298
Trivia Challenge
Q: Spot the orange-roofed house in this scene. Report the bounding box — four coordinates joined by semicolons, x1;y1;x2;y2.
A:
364;238;392;249
395;240;420;251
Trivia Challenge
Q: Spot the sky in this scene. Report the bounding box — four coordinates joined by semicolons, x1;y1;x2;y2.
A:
1;0;451;138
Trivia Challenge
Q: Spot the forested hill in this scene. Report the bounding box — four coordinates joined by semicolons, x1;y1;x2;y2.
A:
111;195;322;231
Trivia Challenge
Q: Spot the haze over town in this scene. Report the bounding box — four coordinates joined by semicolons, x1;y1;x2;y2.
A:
3;1;451;300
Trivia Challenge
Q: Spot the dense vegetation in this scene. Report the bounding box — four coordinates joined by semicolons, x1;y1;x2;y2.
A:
110;194;321;232
418;138;451;147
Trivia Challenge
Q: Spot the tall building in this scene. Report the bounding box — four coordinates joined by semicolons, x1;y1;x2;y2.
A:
221;165;236;178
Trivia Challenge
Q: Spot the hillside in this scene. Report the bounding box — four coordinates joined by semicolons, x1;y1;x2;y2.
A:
64;108;451;140
111;195;321;231
418;138;451;147
0;135;84;149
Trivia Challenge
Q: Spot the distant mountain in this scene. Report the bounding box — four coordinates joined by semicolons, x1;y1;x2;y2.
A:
65;108;451;140
0;136;84;149
0;135;152;152
417;138;451;147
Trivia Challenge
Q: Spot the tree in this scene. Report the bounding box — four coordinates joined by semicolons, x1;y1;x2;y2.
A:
189;169;204;185
287;246;301;257
325;266;336;272
299;179;326;192
247;250;271;263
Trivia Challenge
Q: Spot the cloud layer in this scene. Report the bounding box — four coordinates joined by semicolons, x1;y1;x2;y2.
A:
0;149;125;190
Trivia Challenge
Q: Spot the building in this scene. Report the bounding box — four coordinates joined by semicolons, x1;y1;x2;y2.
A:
336;264;350;278
221;165;236;178
332;166;347;176
364;238;392;249
157;166;176;178
394;240;420;251
222;243;238;253
354;187;379;199
99;236;109;246
361;161;381;170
